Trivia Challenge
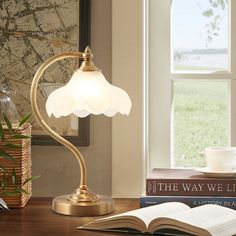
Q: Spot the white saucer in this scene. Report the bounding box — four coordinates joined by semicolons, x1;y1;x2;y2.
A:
195;167;236;178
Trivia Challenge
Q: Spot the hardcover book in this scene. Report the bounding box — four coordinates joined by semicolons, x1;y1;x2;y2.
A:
140;194;236;210
146;168;236;196
79;202;236;236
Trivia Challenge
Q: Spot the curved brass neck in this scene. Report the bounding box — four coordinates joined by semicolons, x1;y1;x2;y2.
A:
30;49;99;203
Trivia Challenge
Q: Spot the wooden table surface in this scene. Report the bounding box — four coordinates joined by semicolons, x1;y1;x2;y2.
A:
0;198;141;236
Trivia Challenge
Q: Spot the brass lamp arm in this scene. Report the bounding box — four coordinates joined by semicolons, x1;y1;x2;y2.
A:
30;47;114;215
30;51;89;188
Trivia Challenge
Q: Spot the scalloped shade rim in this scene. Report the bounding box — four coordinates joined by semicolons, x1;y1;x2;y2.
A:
46;70;132;118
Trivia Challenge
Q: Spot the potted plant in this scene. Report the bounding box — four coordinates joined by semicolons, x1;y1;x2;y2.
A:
0;113;39;210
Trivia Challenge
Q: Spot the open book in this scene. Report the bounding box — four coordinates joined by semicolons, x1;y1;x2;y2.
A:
79;202;236;236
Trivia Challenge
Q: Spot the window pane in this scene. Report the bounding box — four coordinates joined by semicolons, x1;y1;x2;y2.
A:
171;0;229;73
172;81;228;167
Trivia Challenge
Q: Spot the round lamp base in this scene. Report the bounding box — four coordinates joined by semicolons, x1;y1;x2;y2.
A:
52;194;114;216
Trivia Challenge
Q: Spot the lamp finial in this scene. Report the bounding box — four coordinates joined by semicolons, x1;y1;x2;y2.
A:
79;46;100;72
83;46;93;60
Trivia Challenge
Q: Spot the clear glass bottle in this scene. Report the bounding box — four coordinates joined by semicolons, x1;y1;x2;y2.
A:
0;90;19;125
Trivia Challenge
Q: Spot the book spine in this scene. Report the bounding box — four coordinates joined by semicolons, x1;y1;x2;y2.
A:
140;196;236;210
146;179;236;196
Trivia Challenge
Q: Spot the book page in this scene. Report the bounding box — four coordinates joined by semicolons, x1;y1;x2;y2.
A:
151;204;236;236
127;202;190;227
190;205;236;236
82;202;190;232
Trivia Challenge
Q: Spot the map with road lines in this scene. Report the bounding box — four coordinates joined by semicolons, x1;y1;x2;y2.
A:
0;0;79;135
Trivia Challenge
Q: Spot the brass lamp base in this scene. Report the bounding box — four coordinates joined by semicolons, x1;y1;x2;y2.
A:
52;195;114;216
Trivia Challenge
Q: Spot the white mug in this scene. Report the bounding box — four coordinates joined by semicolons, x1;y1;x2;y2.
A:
205;147;236;172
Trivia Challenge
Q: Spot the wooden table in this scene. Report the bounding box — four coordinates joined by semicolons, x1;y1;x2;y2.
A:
0;198;141;236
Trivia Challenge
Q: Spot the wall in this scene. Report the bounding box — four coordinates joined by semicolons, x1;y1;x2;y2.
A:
32;0;112;197
111;0;145;197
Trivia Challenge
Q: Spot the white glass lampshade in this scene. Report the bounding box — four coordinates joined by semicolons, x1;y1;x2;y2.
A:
46;70;132;118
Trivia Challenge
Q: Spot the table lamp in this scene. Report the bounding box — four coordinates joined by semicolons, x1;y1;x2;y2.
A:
30;47;132;216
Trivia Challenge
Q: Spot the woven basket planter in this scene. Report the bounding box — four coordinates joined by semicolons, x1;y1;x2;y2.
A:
0;123;32;208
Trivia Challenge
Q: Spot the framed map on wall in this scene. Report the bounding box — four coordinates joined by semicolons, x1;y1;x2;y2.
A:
0;0;90;146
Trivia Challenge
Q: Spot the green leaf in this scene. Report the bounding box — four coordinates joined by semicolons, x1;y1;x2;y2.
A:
0;150;15;161
203;9;214;17
19;113;32;127
218;0;225;10
0;122;4;142
215;15;221;21
4;143;21;149
3;113;12;133
12;187;29;195
22;175;40;186
0;165;5;172
18;187;29;194
2;172;6;191
213;2;218;7
1;191;21;196
11;134;32;139
12;168;16;186
208;36;213;42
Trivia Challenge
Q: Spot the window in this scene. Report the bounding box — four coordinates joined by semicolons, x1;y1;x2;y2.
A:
149;0;236;170
171;0;229;73
173;80;228;167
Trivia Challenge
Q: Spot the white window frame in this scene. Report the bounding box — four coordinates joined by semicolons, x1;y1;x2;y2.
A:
148;0;236;171
111;0;236;197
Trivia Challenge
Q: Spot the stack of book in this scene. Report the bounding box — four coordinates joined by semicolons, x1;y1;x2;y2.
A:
140;168;236;210
0;123;32;208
